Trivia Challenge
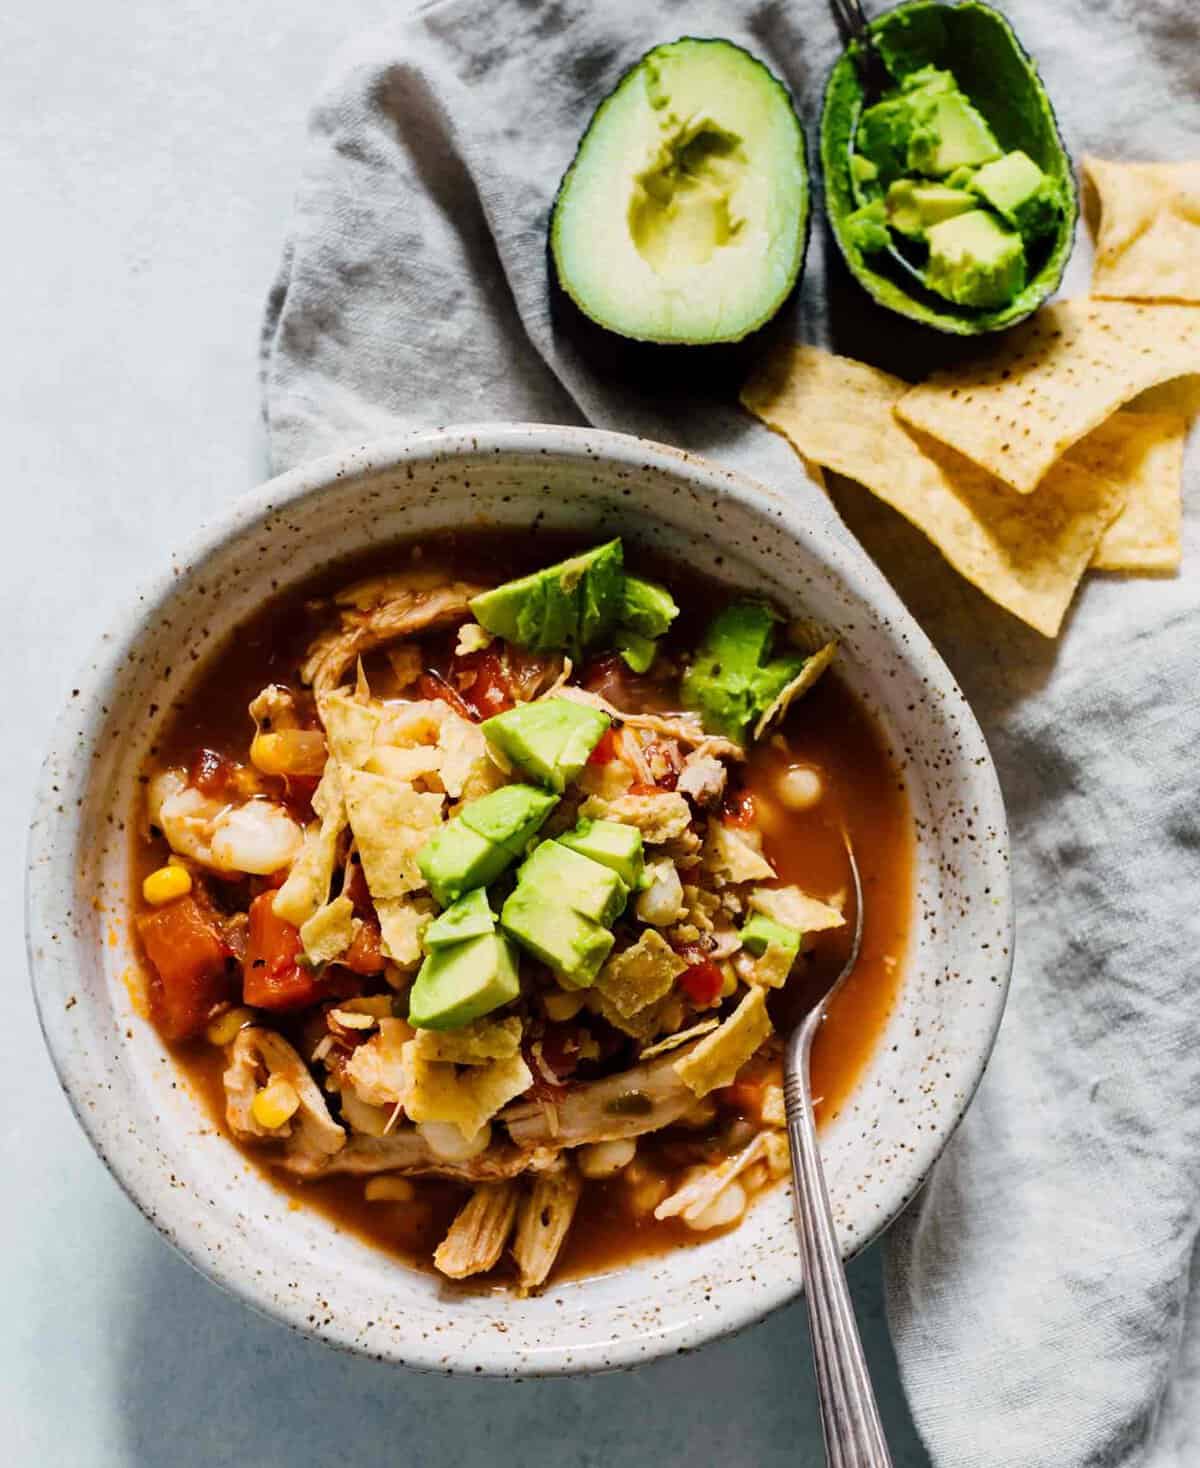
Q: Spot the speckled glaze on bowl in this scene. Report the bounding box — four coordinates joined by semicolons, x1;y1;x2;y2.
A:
26;424;1013;1376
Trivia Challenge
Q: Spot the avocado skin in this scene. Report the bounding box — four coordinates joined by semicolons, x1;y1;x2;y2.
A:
548;36;812;348
820;0;1078;335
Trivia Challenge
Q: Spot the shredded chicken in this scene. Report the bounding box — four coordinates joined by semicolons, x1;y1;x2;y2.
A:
301;574;487;692
224;1029;346;1176
556;685;743;761
654;1132;771;1223
270;1125;533;1181
512;1160;583;1292
502;1046;701;1148
676;751;728;807
434;1182;521;1279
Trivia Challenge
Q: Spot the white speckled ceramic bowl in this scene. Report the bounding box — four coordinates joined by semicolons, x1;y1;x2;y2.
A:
27;424;1012;1376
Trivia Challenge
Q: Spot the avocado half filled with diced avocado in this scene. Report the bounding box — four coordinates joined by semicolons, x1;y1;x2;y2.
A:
551;37;810;345
821;0;1077;334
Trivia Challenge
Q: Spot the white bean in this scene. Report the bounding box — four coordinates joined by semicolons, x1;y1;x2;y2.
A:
777;765;824;812
684;1180;747;1232
417;1120;492;1162
577;1137;638;1179
635;859;684;927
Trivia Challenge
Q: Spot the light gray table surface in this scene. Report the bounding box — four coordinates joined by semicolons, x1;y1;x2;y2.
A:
3;3;931;1462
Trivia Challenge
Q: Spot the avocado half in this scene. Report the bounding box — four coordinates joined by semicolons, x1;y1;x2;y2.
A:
821;0;1077;334
551;38;810;346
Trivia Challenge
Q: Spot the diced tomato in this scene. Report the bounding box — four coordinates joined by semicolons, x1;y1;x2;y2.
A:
137;896;232;1041
678;959;724;1007
418;669;475;721
341;918;385;975
588;726;619;766
629;780;673;797
187;747;235;798
722;787;757;828
455;649;513;719
540;1023;582;1081
715;1077;769;1116
242;892;325;1011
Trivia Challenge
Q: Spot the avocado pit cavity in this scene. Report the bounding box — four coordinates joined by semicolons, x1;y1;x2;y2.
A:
630;117;747;272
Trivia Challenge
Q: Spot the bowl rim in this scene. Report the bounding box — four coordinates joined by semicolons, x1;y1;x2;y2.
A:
26;421;1014;1373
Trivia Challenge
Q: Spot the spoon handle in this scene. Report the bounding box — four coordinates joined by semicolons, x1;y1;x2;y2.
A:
785;1030;893;1468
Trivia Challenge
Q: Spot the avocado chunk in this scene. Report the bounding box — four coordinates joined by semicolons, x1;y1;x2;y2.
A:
517;840;630;927
844;200;891;254
419;784;557;906
970;150;1061;241
550;37;809;345
558;818;645;891
407;932;521;1030
907;89;1001;177
620;575;680;640
423;888;496;950
458;783;559;856
680;601;807;745
926;210;1026;309
740;913;801;961
500;885;614;988
417;822;511;909
616;628;658;674
481;699;611;793
469;540;624;655
885;179;975;238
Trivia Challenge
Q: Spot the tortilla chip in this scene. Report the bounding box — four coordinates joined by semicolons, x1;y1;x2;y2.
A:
1085;158;1200;303
1129;374;1200;418
376;896;434;967
674;987;772;1098
342;770;443;898
272;760;347;927
744;346;1125;637
320;690;382;770
753;641;837;740
299;894;357;964
749;884;846;934
747;942;795;990
595;930;687;1019
639;1019;720;1058
893;300;1200;493
1069;412;1186;572
412;1016;522;1065
703;822;776;884
401;1045;532;1139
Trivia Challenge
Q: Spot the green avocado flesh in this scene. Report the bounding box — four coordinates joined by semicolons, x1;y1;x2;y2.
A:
482;699;611;793
740;913;801;961
423;888;496;950
680;601;807;745
469;541;623;655
821;0;1077;334
558;818;645;891
518;840;630;926
418;784;557;906
550;37;809;344
501;884;614;989
616;574;679;671
408;932;520;1030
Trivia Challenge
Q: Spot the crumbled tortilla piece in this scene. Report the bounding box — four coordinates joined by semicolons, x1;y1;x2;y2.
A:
1084;157;1200;304
674;988;773;1098
455;622;494;656
366;744;444;785
299;894;358;965
1067;411;1186;573
703;823;775;885
749;885;845;933
376;896;435;967
639;1018;720;1059
412;1016;523;1065
386;644;423;689
320;690;383;770
438;711;503;801
401;1045;533;1139
595;930;687;1019
343;1018;412;1108
761;1084;786;1127
752;642;838;741
272;761;347;926
748;941;795;990
587;988;678;1040
342;771;443;898
579;790;692;844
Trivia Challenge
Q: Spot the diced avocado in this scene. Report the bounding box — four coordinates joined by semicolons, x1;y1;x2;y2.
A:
907;90;1001;177
926;210;1026;309
899;65;957;98
970;150;1061;241
856;95;916;184
550;38;810;345
417;822;512;909
944;165;977;191
616;628;657;674
620;575;679;639
680;601;807;745
849;153;879;188
500;885;613;988
844;200;891;254
468;541;624;655
481;699;611;793
558;818;645;891
423;888;496;950
458;783;558;856
407;932;520;1030
740;913;801;961
885;179;975;239
517;840;629;926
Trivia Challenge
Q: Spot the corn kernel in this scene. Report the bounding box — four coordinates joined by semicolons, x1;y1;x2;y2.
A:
251;729;327;777
205;1007;255;1047
544;988;586;1022
251;1077;300;1130
142;864;193;905
364;1176;415;1203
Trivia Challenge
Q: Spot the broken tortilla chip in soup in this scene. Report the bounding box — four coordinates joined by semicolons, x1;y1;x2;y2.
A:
1084;158;1200;304
1069;412;1186;572
894;300;1200;494
742;345;1125;638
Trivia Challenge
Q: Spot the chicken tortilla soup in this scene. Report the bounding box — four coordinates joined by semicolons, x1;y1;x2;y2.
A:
133;535;912;1290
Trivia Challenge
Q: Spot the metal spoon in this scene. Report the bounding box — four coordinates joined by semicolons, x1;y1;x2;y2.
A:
783;836;893;1467
829;0;891;101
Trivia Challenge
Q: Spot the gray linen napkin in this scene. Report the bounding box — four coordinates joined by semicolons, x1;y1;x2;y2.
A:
261;2;1200;1462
